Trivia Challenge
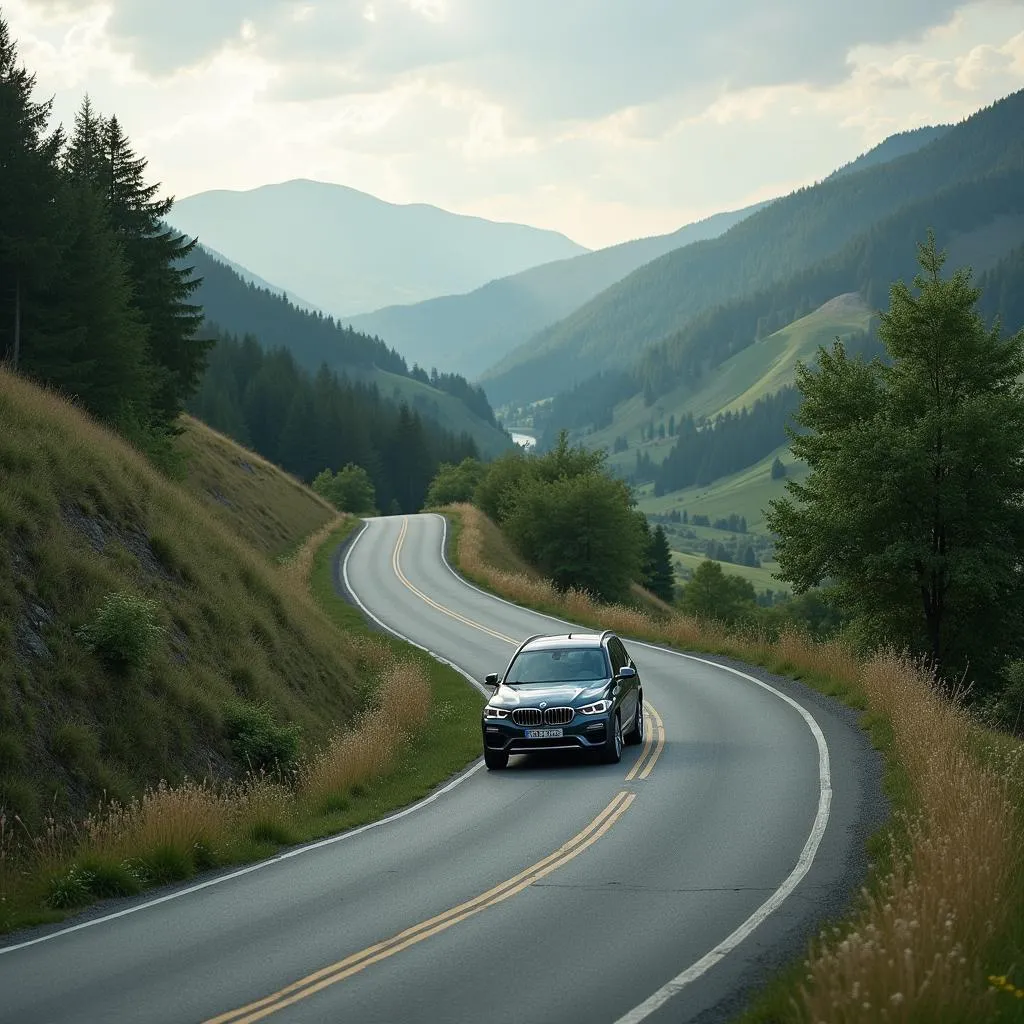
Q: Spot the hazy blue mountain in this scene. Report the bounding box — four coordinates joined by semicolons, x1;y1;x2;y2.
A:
481;92;1024;407
171;179;588;317
346;203;767;379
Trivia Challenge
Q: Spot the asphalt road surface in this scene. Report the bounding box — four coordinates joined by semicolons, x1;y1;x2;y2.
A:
0;514;884;1023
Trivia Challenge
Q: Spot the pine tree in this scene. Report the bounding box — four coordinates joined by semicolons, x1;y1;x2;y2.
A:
644;524;675;602
101;115;208;422
64;95;106;191
0;17;63;369
25;181;151;424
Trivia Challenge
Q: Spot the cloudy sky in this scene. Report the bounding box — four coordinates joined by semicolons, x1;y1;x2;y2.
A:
7;0;1024;248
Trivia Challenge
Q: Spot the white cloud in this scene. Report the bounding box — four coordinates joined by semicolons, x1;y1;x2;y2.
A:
5;0;1024;247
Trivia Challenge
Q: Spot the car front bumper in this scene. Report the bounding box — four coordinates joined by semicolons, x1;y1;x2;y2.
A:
481;715;610;754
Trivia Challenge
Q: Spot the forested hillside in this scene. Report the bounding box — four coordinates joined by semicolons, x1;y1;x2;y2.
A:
190;335;479;513
346;203;765;378
171;179;588;318
483;89;1024;406
191;248;511;457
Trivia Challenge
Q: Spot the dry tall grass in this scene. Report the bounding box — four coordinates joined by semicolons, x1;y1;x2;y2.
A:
301;653;432;807
448;503;1023;1020
800;655;1018;1023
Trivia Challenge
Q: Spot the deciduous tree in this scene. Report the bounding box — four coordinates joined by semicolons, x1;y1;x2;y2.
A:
767;234;1024;687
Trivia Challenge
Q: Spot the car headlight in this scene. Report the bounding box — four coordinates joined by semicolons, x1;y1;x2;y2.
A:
484;705;511;719
578;699;613;715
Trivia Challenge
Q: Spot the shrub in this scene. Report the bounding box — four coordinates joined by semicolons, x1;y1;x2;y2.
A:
45;866;94;909
75;856;142;898
78;591;164;671
222;700;301;772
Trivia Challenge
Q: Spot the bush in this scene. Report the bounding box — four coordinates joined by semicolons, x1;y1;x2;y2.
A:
45;867;95;909
424;458;485;507
223;700;301;772
312;464;376;514
78;591;164;671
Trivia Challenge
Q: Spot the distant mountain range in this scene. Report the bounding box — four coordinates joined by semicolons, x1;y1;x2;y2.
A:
171;179;588;317
345;203;767;379
481;92;1024;408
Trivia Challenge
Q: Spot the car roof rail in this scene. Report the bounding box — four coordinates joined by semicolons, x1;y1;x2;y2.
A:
598;629;615;644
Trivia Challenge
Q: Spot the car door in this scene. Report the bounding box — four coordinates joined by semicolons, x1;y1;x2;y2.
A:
608;639;635;724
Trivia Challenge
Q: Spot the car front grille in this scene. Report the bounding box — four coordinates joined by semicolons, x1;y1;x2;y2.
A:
512;708;542;727
511;707;576;726
544;706;575;726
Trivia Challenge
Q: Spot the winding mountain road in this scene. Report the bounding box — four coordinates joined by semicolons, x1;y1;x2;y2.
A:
0;514;883;1023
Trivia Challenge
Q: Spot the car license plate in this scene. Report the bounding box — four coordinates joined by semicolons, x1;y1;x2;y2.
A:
525;728;563;739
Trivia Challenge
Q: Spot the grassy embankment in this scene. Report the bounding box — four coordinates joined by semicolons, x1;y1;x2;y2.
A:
443;502;1024;1022
0;370;481;932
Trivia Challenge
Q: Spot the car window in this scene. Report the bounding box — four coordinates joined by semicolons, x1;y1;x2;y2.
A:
614;639;632;668
506;648;608;684
608;640;627;674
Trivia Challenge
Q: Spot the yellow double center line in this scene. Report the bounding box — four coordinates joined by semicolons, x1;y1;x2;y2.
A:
625;704;666;783
392;516;516;644
205;791;636;1024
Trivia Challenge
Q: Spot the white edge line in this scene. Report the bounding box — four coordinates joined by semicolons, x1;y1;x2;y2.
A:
430;512;833;1019
0;519;486;959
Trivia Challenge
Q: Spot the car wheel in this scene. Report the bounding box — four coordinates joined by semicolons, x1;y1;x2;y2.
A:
625;695;644;746
601;712;623;764
484;748;509;770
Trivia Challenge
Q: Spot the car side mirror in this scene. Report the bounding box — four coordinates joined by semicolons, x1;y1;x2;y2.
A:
484;673;499;687
617;666;636;680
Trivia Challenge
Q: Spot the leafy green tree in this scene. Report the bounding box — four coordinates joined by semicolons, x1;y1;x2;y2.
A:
767;235;1024;686
642;523;675;602
425;458;485;507
533;429;606;483
474;449;531;523
312;464;376;514
679;560;756;623
504;472;644;602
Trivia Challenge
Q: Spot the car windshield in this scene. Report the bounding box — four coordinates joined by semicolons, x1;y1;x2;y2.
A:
506;648;608;684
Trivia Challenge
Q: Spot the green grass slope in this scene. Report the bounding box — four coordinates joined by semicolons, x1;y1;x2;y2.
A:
177;415;336;559
637;446;808;595
638;445;807;534
597;295;870;471
0;369;363;827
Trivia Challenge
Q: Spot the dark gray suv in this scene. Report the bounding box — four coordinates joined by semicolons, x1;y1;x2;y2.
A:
481;631;643;770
